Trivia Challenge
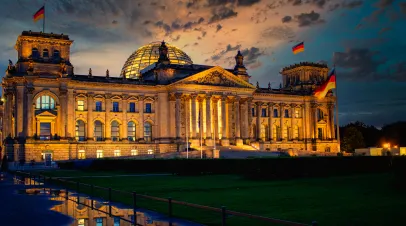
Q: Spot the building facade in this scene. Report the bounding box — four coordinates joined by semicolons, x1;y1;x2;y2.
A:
1;31;338;162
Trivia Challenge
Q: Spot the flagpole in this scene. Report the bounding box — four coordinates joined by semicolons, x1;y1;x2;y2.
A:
43;3;45;33
200;110;203;159
333;61;341;153
186;103;189;159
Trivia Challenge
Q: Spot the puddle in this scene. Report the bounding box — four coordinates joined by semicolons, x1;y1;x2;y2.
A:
14;176;203;226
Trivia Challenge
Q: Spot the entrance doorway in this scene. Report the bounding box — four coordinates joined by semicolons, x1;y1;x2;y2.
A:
42;152;53;166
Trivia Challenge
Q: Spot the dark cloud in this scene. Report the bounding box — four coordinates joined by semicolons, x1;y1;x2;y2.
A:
143;20;151;25
288;0;302;6
207;0;261;6
392;61;406;81
193;42;199;46
112;20;118;25
172;35;181;42
342;0;364;9
379;27;392;34
282;16;292;23
216;24;223;32
333;48;387;81
240;47;264;65
375;0;394;8
155;21;172;34
296;11;324;27
208;6;238;23
400;2;406;14
210;44;242;62
261;26;295;40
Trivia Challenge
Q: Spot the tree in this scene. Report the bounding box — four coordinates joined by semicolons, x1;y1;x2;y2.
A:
341;126;365;153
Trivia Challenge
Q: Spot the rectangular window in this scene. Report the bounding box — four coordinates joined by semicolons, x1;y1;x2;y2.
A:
295;109;300;118
96;150;103;158
114;150;121;157
251;108;255;117
77;100;85;111
40;122;51;140
114;217;120;226
273;109;278;117
129;102;136;113
318;128;323;140
284;109;289;118
261;108;267;117
112;102;119;112
96;218;103;226
95;101;102;111
145;103;152;113
78;150;86;160
131;150;138;156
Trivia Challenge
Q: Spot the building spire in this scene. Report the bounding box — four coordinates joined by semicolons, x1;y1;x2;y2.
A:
233;50;249;82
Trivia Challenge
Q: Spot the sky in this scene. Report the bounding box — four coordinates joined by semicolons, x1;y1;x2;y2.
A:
0;0;406;127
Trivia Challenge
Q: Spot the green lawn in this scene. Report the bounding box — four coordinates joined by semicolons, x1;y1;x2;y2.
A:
38;171;406;226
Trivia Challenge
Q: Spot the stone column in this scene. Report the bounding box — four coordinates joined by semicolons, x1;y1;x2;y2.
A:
3;88;14;138
59;88;67;138
105;94;112;140
205;94;213;146
67;89;75;138
280;104;285;141
153;95;159;139
329;103;336;139
191;94;197;139
256;101;262;140
175;93;182;139
325;105;331;140
247;97;253;140
87;93;93;140
16;86;24;138
304;101;311;140
221;96;227;138
290;104;295;140
122;95;128;140
198;97;204;138
301;104;306;140
234;97;241;139
311;103;318;139
213;98;219;144
268;102;273;141
26;87;35;138
169;94;176;139
138;95;144;140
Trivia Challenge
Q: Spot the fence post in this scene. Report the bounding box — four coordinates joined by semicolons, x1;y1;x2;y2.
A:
221;206;226;226
312;221;318;226
133;192;137;225
91;185;94;210
76;182;80;204
168;197;172;218
109;188;112;217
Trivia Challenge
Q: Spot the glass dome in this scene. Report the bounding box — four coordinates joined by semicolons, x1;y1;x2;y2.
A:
121;42;193;78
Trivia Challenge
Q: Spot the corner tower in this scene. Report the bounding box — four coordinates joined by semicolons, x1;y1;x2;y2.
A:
13;30;74;76
233;50;250;82
280;62;329;91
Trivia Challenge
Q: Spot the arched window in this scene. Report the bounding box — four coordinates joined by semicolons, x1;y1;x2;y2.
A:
75;120;86;141
43;49;49;58
53;50;60;59
32;48;39;58
111;120;120;141
273;109;278;117
36;95;55;110
144;122;152;142
94;120;104;141
127;121;136;141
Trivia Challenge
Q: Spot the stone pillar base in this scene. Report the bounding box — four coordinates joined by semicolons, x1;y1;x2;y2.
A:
236;139;243;146
191;139;201;147
221;139;230;146
205;139;213;146
212;149;220;158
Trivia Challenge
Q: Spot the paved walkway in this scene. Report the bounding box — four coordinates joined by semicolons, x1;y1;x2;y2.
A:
0;173;72;226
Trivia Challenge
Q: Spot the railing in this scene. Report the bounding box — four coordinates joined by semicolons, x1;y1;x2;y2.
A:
14;171;318;226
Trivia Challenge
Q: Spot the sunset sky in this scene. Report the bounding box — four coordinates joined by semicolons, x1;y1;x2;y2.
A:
0;0;405;127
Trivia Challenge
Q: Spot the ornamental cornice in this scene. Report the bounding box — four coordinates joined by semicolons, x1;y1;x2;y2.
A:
169;93;176;101
190;93;198;99
175;92;183;99
27;86;35;94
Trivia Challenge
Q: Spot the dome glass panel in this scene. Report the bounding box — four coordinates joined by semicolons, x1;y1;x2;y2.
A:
121;42;193;78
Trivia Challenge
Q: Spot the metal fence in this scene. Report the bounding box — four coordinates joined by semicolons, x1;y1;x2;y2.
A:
14;171;318;226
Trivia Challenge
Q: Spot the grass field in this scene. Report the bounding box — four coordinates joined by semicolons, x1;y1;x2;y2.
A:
37;170;406;226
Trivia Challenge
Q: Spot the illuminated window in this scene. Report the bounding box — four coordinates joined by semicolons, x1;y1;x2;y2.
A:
295;109;300;118
96;217;103;226
36;95;55;110
318;128;323;139
145;103;152;113
77;100;85;111
148;149;153;155
114;150;121;157
131;150;138;156
127;121;136;141
114;217;120;226
40;123;51;140
129;102;136;112
251;108;255;116
144;122;152;141
294;126;299;139
78;150;86;159
94;120;104;141
75;120;86;141
112;102;119;112
95;101;102;111
78;219;85;226
96;150;103;158
317;109;324;121
260;125;266;141
111;121;120;141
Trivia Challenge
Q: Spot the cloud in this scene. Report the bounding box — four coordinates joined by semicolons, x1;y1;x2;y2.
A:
342;0;364;9
208;6;238;23
240;47;264;65
391;61;406;81
282;16;292;23
209;44;242;62
333;48;387;81
295;11;324;27
261;26;295;40
206;0;261;7
216;24;223;32
375;0;394;8
400;2;406;15
379;27;392;34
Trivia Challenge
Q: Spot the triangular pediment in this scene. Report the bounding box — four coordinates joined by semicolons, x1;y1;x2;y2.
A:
172;66;255;89
35;110;57;117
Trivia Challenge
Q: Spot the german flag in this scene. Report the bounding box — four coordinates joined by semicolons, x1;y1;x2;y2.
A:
33;6;44;22
292;42;304;54
314;69;336;99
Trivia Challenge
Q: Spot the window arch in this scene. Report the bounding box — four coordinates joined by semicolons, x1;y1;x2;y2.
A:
43;49;49;58
144;122;152;142
32;48;39;58
36;95;55;110
111;120;120;141
128;121;136;141
94;120;104;141
75;120;86;141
